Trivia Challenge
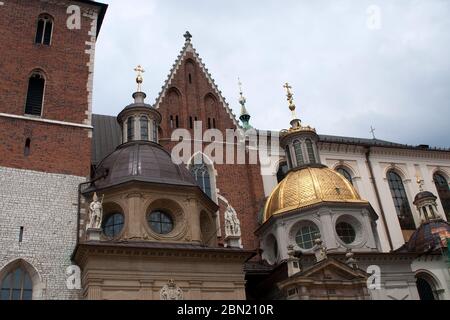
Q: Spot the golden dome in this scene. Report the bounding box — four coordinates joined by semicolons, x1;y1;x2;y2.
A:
263;166;368;223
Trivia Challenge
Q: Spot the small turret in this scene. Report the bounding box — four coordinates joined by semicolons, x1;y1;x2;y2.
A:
117;65;162;144
280;83;320;170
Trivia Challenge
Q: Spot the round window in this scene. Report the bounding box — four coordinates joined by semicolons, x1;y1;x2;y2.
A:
103;213;124;238
148;210;174;234
295;223;320;250
336;222;356;244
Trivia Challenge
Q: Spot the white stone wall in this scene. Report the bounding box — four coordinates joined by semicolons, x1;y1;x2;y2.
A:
260;144;450;253
0;167;84;300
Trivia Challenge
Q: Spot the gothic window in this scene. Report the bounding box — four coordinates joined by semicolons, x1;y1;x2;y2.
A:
387;170;415;230
170;115;174;129
35;14;53;45
188;73;192;84
24;72;45;116
305;139;316;164
1;267;32;300
127;117;134;141
148;210;174;235
140;116;149;140
293;140;304;166
276;161;289;183
190;162;212;198
102;213;124;238
207;118;211;129
175;115;179;128
295;222;320;250
189;116;193;129
337;167;353;185
213;118;216;129
434;173;450;221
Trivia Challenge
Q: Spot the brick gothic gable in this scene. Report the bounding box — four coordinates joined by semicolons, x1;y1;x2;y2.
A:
152;37;265;250
155;39;240;138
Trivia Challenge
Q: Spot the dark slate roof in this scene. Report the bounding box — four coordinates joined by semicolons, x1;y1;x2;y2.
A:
318;134;407;148
91;114;449;165
88;141;199;192
92;114;122;165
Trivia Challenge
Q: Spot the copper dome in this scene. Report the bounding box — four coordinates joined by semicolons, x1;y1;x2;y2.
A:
407;219;450;253
90;141;198;191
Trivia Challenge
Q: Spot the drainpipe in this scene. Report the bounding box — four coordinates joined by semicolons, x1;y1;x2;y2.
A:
365;147;394;252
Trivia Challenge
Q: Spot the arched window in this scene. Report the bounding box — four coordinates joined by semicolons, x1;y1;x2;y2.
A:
337;167;353;185
387;170;415;230
152;119;158;143
127;117;134;141
190;162;212;198
25;72;45;116
140;116;149;140
293;140;304;166
1;267;33;300
35;14;53;45
433;173;450;221
305;139;316;164
276;161;289;183
285;145;293;169
416;276;437;300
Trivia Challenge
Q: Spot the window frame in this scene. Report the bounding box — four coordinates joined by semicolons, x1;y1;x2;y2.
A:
0;267;33;301
24;71;46;117
386;170;415;230
102;212;125;238
147;210;174;235
35;14;54;46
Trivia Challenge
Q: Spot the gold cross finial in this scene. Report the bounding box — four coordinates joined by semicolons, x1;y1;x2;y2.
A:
134;65;145;92
283;82;297;118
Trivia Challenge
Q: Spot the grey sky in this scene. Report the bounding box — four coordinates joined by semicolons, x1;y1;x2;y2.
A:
92;0;450;148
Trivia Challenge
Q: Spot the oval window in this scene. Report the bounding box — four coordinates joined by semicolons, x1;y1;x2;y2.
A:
148;210;174;235
103;213;124;238
336;222;356;244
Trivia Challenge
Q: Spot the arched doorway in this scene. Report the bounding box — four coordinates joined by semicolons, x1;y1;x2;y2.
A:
415;274;439;300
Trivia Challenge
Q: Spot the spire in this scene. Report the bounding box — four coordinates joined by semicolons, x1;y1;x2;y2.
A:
238;78;252;130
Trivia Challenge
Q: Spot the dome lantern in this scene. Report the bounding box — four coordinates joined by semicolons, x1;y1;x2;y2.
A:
117;65;162;144
280;83;320;170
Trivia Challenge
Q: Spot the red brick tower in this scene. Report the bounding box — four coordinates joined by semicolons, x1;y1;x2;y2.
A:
0;0;107;300
155;32;266;249
0;0;107;177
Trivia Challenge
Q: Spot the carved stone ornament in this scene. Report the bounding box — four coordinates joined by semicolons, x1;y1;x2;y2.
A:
160;280;183;300
87;192;103;230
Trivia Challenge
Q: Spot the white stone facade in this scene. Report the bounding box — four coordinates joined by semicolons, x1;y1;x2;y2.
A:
0;167;84;300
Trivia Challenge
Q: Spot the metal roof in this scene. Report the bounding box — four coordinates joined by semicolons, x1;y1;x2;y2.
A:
91;114;122;165
91;114;448;165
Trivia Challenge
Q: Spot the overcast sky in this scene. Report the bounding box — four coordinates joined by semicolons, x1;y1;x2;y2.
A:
92;0;450;148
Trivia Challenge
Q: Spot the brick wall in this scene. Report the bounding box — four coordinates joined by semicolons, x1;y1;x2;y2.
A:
157;50;266;249
0;0;100;177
